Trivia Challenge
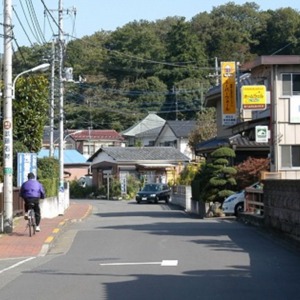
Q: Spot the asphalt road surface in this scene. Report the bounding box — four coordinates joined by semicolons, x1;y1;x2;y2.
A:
1;199;300;300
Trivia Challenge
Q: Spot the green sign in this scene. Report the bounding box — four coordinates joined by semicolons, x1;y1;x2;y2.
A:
4;167;13;174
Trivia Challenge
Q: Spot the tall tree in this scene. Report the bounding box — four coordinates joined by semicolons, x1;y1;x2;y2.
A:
188;108;217;151
160;17;207;88
13;75;49;152
252;8;300;55
103;20;165;82
192;2;263;63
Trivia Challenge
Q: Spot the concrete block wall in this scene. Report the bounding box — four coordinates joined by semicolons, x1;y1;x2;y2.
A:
264;180;300;239
171;185;192;211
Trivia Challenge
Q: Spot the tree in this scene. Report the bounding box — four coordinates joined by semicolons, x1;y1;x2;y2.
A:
235;157;270;189
65;31;110;79
128;76;168;114
13;44;52;75
197;147;237;203
13;75;49;152
252;8;300;55
192;2;263;63
188;108;217;151
103;20;165;82
159;17;207;88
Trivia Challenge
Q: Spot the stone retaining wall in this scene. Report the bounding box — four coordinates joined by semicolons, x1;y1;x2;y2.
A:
264;180;300;240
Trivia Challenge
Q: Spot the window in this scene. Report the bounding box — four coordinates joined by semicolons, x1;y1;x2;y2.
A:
282;73;300;96
281;145;300;167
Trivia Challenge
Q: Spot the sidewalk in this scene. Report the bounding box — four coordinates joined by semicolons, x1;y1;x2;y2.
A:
0;202;92;259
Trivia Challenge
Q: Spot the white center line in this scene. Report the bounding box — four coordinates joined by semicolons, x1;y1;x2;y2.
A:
100;260;178;267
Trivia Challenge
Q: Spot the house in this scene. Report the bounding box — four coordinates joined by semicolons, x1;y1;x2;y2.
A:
37;149;90;181
64;129;124;159
121;114;197;160
42;126;60;149
87;146;190;189
242;55;300;179
196;55;300;179
121;113;166;146
195;66;270;164
154;120;197;160
42;127;124;159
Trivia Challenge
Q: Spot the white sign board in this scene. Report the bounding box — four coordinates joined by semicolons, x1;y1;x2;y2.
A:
255;126;268;143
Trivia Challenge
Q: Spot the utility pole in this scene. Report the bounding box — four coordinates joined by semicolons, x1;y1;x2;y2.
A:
215;57;219;86
49;39;55;157
3;0;13;233
173;86;178;121
58;0;65;215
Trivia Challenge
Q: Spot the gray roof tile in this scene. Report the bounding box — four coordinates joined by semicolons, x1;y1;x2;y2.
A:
89;146;190;162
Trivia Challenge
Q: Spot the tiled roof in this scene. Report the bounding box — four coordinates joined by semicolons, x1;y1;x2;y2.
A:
121;113;165;136
195;135;269;153
166;120;197;138
88;146;190;163
38;149;89;164
66;129;124;141
135;126;164;138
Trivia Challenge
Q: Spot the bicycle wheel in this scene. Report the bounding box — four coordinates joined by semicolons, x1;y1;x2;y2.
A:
32;214;36;235
28;209;36;237
28;213;32;237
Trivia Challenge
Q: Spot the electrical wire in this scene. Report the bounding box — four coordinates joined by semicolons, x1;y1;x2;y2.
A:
26;0;47;43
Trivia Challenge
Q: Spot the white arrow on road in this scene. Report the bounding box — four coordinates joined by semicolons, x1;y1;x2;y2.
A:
100;260;178;267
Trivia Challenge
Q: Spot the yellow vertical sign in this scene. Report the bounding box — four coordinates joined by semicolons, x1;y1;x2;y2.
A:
221;62;237;125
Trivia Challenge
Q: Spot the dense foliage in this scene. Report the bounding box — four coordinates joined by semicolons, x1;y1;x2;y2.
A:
10;2;300;132
195;147;237;203
235;157;270;189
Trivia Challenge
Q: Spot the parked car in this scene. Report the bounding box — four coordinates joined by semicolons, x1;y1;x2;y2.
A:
222;182;262;216
136;183;171;204
78;175;92;188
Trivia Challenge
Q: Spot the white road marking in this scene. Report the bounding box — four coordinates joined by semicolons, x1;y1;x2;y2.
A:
100;260;178;267
0;257;36;274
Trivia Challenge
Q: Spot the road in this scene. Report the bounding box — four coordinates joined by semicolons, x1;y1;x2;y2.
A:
1;199;300;300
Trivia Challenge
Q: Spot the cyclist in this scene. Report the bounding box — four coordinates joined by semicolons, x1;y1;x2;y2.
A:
20;172;45;232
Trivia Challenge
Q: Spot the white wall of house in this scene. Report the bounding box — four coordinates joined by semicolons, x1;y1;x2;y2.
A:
179;138;194;160
155;126;176;146
137;135;157;147
271;65;300;179
155;126;194;160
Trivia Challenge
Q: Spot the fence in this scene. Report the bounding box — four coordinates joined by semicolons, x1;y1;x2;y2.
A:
1;182;70;233
0;187;24;217
245;186;264;215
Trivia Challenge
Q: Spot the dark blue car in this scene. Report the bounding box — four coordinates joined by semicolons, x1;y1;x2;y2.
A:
136;183;171;204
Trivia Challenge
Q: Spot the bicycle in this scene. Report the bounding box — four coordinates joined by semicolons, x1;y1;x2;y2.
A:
25;203;36;237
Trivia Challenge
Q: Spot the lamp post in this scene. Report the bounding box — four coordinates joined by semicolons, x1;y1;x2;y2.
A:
12;64;50;99
2;63;50;233
53;130;83;150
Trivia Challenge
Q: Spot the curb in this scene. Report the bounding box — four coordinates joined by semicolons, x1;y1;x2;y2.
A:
39;204;93;256
38;219;68;256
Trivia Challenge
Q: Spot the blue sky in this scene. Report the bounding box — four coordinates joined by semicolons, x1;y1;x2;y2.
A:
4;0;300;47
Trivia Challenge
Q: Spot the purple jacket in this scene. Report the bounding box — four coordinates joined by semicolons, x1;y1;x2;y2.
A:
20;179;46;200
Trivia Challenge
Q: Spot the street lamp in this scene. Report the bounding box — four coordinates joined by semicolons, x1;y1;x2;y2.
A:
12;63;50;99
2;63;50;233
53;130;83;148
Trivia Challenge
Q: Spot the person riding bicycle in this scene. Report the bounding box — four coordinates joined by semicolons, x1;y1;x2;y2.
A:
20;172;45;232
